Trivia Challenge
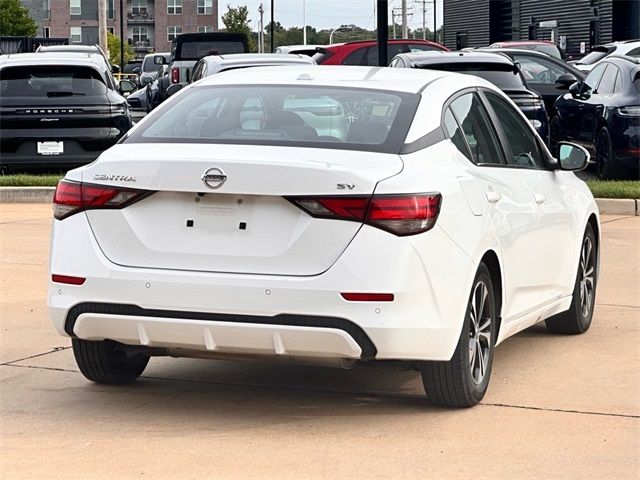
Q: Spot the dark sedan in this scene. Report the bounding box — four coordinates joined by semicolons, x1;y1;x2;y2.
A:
390;51;549;143
551;55;640;179
479;48;585;113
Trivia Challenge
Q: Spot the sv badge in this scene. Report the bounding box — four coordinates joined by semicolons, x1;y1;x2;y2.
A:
337;183;355;190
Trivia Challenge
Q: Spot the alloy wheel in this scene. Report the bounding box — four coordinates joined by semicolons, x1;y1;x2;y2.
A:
579;236;595;318
468;281;492;385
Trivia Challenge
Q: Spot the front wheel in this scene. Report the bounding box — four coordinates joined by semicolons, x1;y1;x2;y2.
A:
421;263;497;407
72;338;149;384
546;224;597;334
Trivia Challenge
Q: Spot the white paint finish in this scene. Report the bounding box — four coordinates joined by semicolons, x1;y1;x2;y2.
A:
48;67;599;366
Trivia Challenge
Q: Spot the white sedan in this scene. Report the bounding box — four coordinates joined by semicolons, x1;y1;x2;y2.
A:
49;66;599;407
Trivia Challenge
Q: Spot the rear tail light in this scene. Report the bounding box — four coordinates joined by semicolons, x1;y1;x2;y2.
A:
53;180;153;220
171;67;180;84
288;193;441;236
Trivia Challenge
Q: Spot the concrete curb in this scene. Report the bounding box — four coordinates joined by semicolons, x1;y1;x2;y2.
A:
0;187;638;216
0;187;55;203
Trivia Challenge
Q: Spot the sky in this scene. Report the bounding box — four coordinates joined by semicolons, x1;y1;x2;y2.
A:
219;0;444;32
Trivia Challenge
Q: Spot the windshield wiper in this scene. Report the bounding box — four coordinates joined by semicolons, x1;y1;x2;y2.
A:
46;91;86;97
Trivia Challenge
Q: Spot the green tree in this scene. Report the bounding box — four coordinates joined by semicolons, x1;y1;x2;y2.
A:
0;0;37;36
221;5;255;51
107;32;135;67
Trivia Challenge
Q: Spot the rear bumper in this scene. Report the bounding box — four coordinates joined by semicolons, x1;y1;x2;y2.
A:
49;212;475;362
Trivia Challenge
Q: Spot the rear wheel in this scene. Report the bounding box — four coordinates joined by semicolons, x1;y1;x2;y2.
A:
72;338;149;384
545;224;597;334
595;128;623;179
421;264;497;407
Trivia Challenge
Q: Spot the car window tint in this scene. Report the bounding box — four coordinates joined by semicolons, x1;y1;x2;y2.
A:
597;65;618;95
626;47;640;57
449;93;503;165
365;44;407;66
443;107;471;160
342;47;367;65
484;92;544;169
514;54;566;84
582;63;607;96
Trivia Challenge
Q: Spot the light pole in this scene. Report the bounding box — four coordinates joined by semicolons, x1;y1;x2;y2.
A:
302;0;307;45
329;26;349;44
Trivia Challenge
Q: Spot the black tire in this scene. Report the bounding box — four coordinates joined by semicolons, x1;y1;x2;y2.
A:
545;224;597;334
549;115;563;157
595;128;624;180
72;338;149;384
421;263;497;407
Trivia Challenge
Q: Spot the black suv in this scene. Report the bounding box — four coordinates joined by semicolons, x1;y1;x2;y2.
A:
551;55;640;179
0;52;136;172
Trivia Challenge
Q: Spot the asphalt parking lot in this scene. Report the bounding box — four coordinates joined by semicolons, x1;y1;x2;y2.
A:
1;204;638;479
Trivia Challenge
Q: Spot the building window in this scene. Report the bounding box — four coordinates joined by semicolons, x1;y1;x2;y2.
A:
167;0;182;15
42;0;50;19
43;26;50;38
108;0;114;19
70;0;81;16
132;0;147;14
108;26;115;35
197;26;214;33
133;26;149;43
197;0;212;15
70;27;82;43
167;26;183;42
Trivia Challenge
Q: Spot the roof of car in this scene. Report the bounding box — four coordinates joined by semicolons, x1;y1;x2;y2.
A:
602;54;640;66
492;40;556;46
38;45;101;52
395;50;515;66
0;51;109;69
326;39;445;48
203;53;315;65
196;65;489;94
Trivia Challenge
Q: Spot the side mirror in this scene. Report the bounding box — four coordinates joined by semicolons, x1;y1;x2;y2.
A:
165;83;183;97
557;142;589;171
119;79;137;95
556;73;577;89
154;55;167;65
111;64;121;74
568;82;581;97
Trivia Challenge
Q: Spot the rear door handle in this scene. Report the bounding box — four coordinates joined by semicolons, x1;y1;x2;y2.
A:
485;191;501;203
534;193;547;204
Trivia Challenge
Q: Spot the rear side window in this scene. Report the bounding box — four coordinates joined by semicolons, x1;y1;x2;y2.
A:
448;93;503;165
484;92;544;169
0;65;107;98
127;85;420;154
365;44;407;66
443;108;471;160
342;47;367;65
176;41;246;61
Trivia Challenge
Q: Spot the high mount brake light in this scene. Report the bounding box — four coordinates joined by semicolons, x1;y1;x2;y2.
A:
288;193;442;236
53;180;153;220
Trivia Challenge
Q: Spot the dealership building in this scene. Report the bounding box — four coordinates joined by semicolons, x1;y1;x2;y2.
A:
443;0;640;56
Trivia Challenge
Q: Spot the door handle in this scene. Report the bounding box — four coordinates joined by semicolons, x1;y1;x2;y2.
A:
485;191;501;203
534;193;547;204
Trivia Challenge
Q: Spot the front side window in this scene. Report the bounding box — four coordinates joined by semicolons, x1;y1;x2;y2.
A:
581;63;607;97
167;26;182;42
126;85;420;154
70;26;81;43
596;64;619;95
514;54;567;84
484;92;544;169
69;0;80;15
197;0;212;14
167;0;182;15
448;93;503;165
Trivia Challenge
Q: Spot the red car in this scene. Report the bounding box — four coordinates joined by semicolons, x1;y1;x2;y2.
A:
488;40;566;59
313;39;448;66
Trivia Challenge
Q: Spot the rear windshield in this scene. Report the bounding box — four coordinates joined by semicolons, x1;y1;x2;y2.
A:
578;47;613;65
175;41;246;61
415;63;525;90
0;65;107;98
126;85;419;153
